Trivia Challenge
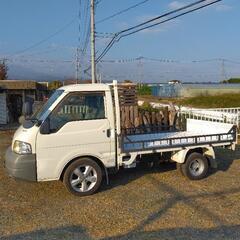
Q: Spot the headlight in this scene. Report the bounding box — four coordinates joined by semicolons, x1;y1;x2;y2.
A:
13;141;32;155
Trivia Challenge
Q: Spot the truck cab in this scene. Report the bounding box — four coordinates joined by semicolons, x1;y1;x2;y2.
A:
5;83;117;196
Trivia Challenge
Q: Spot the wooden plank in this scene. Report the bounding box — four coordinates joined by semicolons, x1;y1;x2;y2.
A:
169;103;177;129
118;83;137;107
133;106;139;128
125;106;130;129
129;105;134;128
163;107;169;130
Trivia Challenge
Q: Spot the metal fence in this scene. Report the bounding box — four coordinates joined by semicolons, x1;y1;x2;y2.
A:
179;107;240;128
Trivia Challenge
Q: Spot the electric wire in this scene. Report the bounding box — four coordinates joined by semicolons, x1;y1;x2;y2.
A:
96;0;151;24
10;17;77;57
95;0;222;65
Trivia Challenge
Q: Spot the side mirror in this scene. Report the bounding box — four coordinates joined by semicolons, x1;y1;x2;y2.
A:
40;118;50;134
18;115;26;125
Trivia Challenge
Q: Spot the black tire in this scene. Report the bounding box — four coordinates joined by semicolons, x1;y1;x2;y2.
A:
63;158;102;196
179;152;209;180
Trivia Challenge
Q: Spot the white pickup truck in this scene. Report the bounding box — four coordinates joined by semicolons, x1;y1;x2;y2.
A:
5;81;237;196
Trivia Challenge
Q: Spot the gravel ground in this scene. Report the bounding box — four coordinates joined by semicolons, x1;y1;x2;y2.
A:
0;130;240;240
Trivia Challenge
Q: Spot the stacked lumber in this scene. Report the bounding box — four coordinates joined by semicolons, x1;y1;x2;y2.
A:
117;83;178;134
120;105;177;134
117;83;137;106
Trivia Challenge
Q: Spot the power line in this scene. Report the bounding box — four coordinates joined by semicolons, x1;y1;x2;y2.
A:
12;46;75;58
82;18;91;54
100;56;240;65
94;0;222;66
7;58;73;63
96;0;151;24
224;59;240;65
100;56;179;63
90;0;97;83
95;0;211;63
76;0;82;81
10;17;77;57
192;58;240;64
81;0;90;51
95;0;103;5
115;0;208;36
120;0;222;39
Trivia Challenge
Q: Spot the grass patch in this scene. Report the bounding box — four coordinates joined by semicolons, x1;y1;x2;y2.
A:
138;94;240;108
178;93;240;108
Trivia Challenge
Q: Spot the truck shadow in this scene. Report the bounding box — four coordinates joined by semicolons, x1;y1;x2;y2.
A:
103;225;240;240
2;172;240;240
2;225;240;240
210;145;240;174
102;146;240;192
103;161;176;191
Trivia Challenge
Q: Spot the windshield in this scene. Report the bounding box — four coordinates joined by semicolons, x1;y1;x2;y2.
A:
33;90;64;121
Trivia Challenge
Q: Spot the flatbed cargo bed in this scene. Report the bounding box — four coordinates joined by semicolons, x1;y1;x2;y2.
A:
123;119;237;152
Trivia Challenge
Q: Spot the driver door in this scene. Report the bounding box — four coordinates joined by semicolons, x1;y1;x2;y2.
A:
36;91;111;181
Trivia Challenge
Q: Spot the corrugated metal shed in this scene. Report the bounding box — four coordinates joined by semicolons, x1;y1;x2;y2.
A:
0;92;7;124
151;84;181;98
0;80;37;90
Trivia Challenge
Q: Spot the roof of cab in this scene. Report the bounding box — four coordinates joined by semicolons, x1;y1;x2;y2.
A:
59;83;111;92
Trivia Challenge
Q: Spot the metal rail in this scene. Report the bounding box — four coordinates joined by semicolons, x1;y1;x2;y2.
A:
123;126;237;153
179;107;240;127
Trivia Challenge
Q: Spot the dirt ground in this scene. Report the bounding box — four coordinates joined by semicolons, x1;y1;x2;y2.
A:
0;130;240;240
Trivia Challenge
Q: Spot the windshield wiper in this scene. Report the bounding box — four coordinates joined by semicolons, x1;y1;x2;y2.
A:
25;117;42;126
26;117;37;122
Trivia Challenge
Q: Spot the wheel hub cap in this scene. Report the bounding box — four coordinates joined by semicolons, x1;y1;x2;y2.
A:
189;159;204;177
70;165;97;192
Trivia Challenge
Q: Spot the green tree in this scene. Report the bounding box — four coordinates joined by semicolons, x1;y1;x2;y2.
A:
48;80;63;90
123;79;133;83
222;78;240;84
137;84;152;95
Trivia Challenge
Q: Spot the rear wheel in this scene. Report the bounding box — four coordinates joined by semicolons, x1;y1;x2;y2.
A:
179;152;209;180
63;158;102;196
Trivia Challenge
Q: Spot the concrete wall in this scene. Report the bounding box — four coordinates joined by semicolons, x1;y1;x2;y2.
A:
151;83;240;98
180;84;240;97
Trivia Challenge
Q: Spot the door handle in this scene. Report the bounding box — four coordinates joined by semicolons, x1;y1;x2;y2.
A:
106;129;111;138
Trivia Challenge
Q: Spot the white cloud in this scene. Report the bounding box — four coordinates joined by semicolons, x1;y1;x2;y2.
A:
135;15;180;35
96;37;111;48
215;4;232;12
141;27;166;34
136;14;159;23
115;21;130;30
168;1;233;12
168;1;186;10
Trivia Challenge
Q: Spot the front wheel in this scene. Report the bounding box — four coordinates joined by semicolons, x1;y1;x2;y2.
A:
63;158;102;196
179;152;209;180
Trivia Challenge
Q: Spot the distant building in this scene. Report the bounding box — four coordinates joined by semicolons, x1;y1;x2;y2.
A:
168;80;181;85
0;80;48;124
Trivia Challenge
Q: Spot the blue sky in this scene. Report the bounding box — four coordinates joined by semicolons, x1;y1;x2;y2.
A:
0;0;239;82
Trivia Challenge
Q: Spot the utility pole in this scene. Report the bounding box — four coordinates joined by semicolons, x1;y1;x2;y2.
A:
137;56;144;86
75;47;81;83
220;58;227;82
90;0;96;83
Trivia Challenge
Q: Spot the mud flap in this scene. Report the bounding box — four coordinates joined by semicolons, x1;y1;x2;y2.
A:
208;157;218;169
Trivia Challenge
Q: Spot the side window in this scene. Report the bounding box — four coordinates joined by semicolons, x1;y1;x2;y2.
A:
49;92;105;132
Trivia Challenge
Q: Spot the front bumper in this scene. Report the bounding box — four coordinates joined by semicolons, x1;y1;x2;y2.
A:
5;147;37;181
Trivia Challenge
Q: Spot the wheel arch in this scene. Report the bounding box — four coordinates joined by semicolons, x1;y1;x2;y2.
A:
171;146;215;164
60;155;106;181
